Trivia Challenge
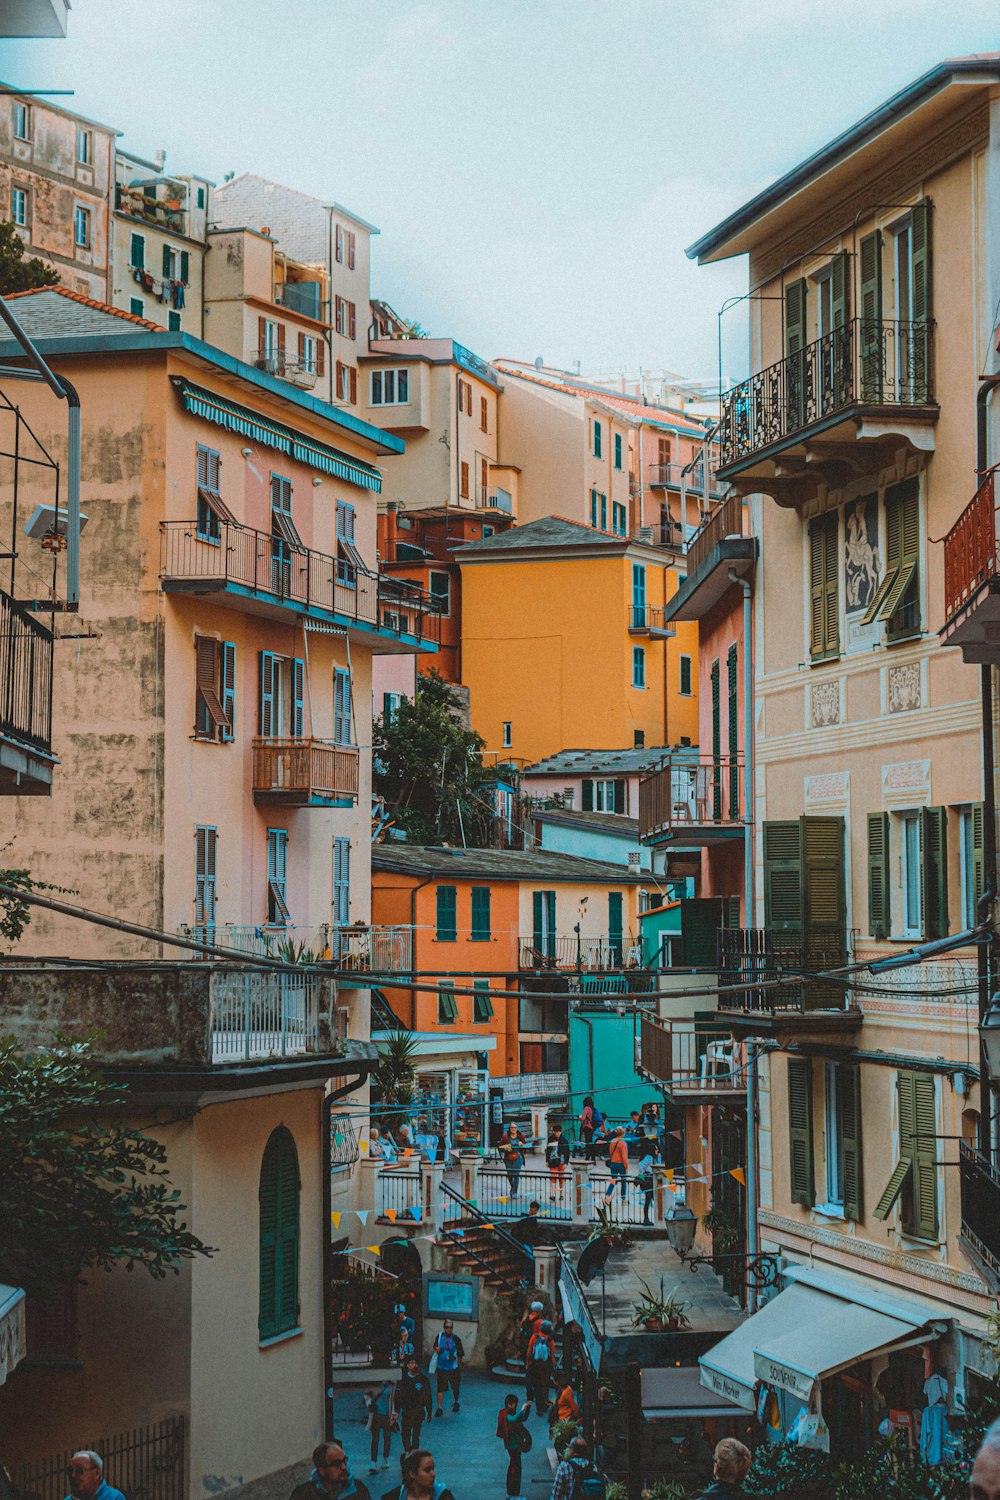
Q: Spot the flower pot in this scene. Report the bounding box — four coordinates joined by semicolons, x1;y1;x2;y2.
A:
667;1315;681;1330
644;1315;664;1332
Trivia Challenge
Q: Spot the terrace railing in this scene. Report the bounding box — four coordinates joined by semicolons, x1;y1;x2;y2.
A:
0;589;53;752
717;926;852;1013
943;470;1000;622
684;491;747;576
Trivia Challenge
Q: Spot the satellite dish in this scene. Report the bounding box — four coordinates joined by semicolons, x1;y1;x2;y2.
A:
534;356;544;369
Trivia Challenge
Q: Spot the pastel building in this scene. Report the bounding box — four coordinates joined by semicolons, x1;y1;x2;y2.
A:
111;148;212;336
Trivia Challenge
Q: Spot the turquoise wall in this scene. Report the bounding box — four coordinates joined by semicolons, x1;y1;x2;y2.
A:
568;1007;651;1118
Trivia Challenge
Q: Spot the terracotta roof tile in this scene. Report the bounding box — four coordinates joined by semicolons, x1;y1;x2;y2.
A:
4;285;166;331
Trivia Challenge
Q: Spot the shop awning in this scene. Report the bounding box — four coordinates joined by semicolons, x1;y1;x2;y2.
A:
0;1285;26;1386
699;1267;944;1411
642;1365;746;1420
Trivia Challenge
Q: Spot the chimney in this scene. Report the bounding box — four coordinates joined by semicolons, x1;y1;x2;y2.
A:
154;148;166;173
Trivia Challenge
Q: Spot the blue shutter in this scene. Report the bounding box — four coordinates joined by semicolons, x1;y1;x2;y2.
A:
292;658;305;738
608;891;623;962
221;642;236;741
259;652;276;736
334;669;352;744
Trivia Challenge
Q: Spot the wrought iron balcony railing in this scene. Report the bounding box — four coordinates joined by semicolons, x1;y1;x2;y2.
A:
943;469;1000;623
717;926;852;1014
639;753;746;840
719;318;934;470
685;491;747;576
0;589;53;757
518;933;637;971
959;1141;1000;1287
627;603;672;635
637;1014;745;1095
252;737;359;805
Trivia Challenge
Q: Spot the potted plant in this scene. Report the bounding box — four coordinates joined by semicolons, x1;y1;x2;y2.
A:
701;1204;741;1252
587;1202;636;1251
630;1277;691;1332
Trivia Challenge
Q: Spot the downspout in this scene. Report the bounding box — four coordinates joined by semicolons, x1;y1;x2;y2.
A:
323;1071;370;1439
730;565;758;1309
976;378;1000;1159
409;876;435;1029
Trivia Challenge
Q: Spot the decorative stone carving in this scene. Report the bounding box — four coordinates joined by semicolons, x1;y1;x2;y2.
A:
805;771;849;804
811;681;840;728
888;662;921;713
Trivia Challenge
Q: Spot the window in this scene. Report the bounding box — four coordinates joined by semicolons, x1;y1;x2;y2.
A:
470;886;491;941
727;643;739;817
266;828;290;924
901;811;920;938
679;655;692;696
11;186;27;227
821;1060;862;1220
429;570;451;617
270;473;303;594
129;231;145;268
333;837;351;927
823;1061;843;1210
194;825;218;939
657;436;672;468
583;779;625;813
612;501;627;536
334;297;356;337
168;312;181;332
631;563;646;629
436;885;457;942
960;804;986;928
457;378;472;415
73;206;90;249
762;817;846;954
259;1126;300;1341
502;721;512;748
194;636;235;741
336;501;362;587
76;129;91;165
473;980;494;1022
532;890;556;960
195;445;234;541
260;652;304;739
347;229;356;269
370;368;409;405
875;1070;938;1240
808;510;839;660
614;432;623;470
333;668;353;745
161;244;188;283
861;479;920;639
130;298;144;318
300;334;317;375
13;102;30;140
335;223;344;263
437;984;459;1024
460;461;470;499
383;691;403;722
593;420;602;458
632;646;646;689
896;807;947;941
196;186;205;209
608;890;623;962
480;395;488;433
482;525;494;539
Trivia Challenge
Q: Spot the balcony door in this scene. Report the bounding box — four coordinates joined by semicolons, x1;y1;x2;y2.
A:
891;202;931;404
762;816;846;1008
260;651;305;741
814;253;850;416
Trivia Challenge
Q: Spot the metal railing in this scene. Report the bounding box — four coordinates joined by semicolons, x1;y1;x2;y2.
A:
628;603;671;633
685;491;747;576
440;1180;534;1284
333;924;414;973
518;933;635;970
638;1015;745;1094
0;589;53;752
959;1141;1000;1285
648;460;723;496
15;1417;186;1500
210;969;322;1060
639;754;746;838
273;281;325;320
181;922;331;958
252;347;319;381
944;470;1000;623
498;1071;569;1102
378;577;443;643
475;487;514;513
719;318;934;468
252;737;359;801
376;1167;423;1223
718;926;852;1013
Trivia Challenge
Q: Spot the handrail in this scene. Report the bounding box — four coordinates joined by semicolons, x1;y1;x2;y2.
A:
556;1242;603;1348
439;1179;534;1278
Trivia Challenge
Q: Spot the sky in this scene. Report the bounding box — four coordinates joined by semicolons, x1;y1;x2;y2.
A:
5;0;1000;383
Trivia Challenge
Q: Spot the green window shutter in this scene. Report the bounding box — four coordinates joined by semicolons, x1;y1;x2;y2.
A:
582;780;594;812
727;643;739;818
259;1139;279;1339
681;898;723;968
785;278;808;428
859;229;884;400
874;1157;912;1220
608;891;623;961
613;780;625;814
809;511;839;659
276;1132;300;1331
830;251;849;329
867;812;890;938
802;816;846;1004
711;658;721;820
437;984;459;1024
130;232;144;269
533;890;543;952
785;278;806;357
763;821;803;931
787;1057;815;1207
260;1127;299;1339
162;243;172;278
921;807;948;941
545;891;556;957
724;896;741;928
180;249;190;283
532;890;556;958
473;981;494;1022
471;886;491;941
910;200;932;400
971;802;986;914
911;1071;939;1239
838;1064;863;1222
436;885;457;941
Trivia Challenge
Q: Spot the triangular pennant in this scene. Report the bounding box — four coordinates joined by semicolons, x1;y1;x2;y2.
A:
670;1129;683;1141
331;1210;342;1228
360;1139;368;1154
500;1197;508;1204
356;1209;369;1225
367;1245;381;1255
665;1170;674;1185
402;1148;413;1157
386;1209;397;1222
729;1167;746;1186
411;1206;422;1221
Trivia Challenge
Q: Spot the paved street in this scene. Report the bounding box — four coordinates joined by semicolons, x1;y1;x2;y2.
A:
335;1370;557;1500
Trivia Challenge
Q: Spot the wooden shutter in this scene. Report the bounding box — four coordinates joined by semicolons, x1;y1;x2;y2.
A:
460;461;470;498
277;1132;300;1330
787;1056;815;1207
802;816;846;928
830;251;849;329
436;884;457;941
481;395;488;432
582;780;594;811
259;651;276;736
298;332;305;362
194;825;217;927
859;230;884;400
711;658;721;820
277;322;286;354
471;886;491;941
473;981;494;1022
809;511;839;659
180;250;189;283
334;669;352;745
763;821;803;931
727;642;739;818
867;811;890;936
971;802;986;915
258;1135;279;1338
681;898;723;968
838;1063;863;1222
545;890;556;956
533;890;555;957
196;636;226;730
785;278;807;357
613;780;625;814
259;1127;299;1339
162;243;172;278
533;890;544;953
316;338;325;376
291;658;305;738
921;806;948;941
221;642;236;741
349;303;356;339
131;233;144;269
911;1071;939;1239
350;366;357;403
258;316;267;356
608;891;623;959
910;201;932;400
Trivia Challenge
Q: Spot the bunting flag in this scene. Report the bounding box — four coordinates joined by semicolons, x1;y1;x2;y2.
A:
334;1133;344;1146
356;1209;369;1226
665;1170;674;1185
729;1167;746;1186
402;1148;413;1158
367;1245;381;1256
500;1196;508;1204
331;1211;342;1228
360;1139;368;1154
670;1129;683;1141
386;1209;397;1223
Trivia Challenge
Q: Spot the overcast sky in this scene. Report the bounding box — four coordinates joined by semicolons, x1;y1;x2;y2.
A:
5;1;1000;381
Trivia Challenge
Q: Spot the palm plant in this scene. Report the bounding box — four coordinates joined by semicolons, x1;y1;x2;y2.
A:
375;1030;418;1133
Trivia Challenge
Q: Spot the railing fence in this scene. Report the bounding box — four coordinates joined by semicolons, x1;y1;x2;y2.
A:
15;1418;186;1500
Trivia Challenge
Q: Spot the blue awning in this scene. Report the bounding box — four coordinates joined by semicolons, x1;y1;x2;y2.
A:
171;378;383;493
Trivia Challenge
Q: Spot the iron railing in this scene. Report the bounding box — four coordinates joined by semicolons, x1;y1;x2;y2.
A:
518;933;636;970
252;737;359;802
628;603;671;633
718;926;852;1013
647;461;723;496
944;470;1000;622
685;491;747;576
16;1417;186;1500
959;1141;1000;1285
376;1168;423;1223
638;1015;745;1094
181;922;331;958
0;589;53;752
210;969;322;1060
333;924;414;972
639;754;746;839
474;486;514;513
719;318;934;469
439;1180;535;1285
498;1071;569;1102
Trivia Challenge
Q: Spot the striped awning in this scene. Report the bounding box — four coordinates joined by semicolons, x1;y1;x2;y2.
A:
171;378;383;493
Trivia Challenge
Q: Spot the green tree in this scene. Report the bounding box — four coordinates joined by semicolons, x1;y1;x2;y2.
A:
373;671;500;845
0;219;59;295
0;1037;214;1291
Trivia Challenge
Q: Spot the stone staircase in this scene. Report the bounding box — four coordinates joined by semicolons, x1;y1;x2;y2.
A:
437;1180;534;1291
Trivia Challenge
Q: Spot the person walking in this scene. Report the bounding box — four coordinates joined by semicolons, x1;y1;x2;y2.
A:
525;1317;556;1417
604;1127;629;1202
431;1319;464;1415
518;1300;544;1363
499;1124;526;1199
365;1378;397;1476
552;1379;580;1426
550;1437;604;1500
288;1441;372;1500
691;1439;752;1500
578;1097;596;1159
635;1145;655;1226
381;1449;454;1500
545;1124;571;1203
497;1393;533;1500
396;1355;433;1452
64;1453;126;1500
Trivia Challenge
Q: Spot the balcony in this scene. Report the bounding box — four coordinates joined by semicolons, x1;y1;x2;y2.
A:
116;183;187;234
0;590;55;795
648;461;725;498
252;737;359;807
941;470;1000;665
959;1142;1000;1291
718;319;937;499
160;520;440;654
637;1014;745;1099
475;485;514;514
717;926;861;1035
518;933;637;971
332;924;414;973
252;347;318;388
273;281;326;322
665;492;757;624
639;754;747;845
627;603;673;639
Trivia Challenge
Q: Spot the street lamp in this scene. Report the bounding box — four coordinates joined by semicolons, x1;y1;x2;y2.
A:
981;992;1000;1083
664;1204;698;1258
664;1205;780;1291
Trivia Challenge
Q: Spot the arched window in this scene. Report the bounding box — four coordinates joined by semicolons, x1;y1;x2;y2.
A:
259;1125;300;1340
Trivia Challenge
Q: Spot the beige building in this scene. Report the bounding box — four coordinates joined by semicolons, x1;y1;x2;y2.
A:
0;89;116;300
112;148;212;336
670;55;1000;1450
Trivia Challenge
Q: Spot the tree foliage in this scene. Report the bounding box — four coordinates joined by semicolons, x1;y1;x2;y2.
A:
0;1037;214;1291
373;671;500;845
0;220;60;295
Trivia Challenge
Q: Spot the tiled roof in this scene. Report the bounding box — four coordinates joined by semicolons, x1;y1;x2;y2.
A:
371;844;647;884
3;286;165;335
454;515;622;556
533;808;641;837
495;363;711;439
525;746;692;776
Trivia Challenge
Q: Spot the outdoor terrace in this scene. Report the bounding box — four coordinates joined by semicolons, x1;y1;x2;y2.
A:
665;492;756;623
252;738;359;807
647;460;725;499
959;1141;1000;1293
717;925;862;1035
941;469;1000;666
639;753;747;845
637;1014;745;1099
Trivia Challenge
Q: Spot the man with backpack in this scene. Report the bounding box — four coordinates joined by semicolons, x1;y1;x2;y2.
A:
546;1124;571;1202
525;1317;556;1416
550;1437;605;1500
431;1320;464;1415
496;1393;533;1499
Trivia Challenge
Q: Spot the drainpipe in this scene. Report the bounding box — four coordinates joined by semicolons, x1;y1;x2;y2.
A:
409;877;435;1029
323;1072;368;1439
729;565;758;1309
976;378;1000;1159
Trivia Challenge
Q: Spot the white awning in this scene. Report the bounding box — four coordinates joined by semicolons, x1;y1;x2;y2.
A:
0;1285;26;1386
642;1365;746;1420
700;1284;831;1410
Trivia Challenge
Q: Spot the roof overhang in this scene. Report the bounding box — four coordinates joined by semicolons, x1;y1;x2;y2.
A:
665;537;757;622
